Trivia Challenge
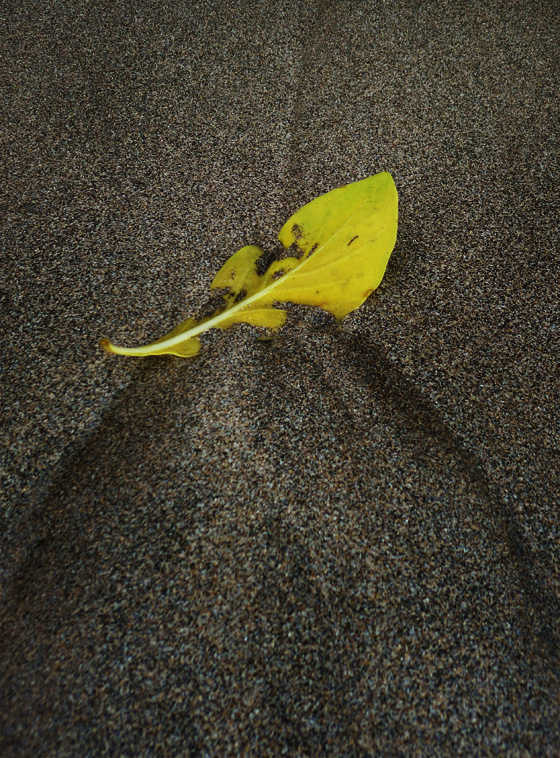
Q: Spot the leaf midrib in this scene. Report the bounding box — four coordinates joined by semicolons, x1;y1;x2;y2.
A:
115;198;371;354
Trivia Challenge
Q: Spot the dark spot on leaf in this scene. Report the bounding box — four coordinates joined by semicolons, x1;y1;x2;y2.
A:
272;269;286;280
196;291;228;319
291;223;303;241
348;235;359;246
255;249;275;276
234;288;248;303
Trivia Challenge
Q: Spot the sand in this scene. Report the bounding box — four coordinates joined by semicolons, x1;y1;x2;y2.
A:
1;0;559;754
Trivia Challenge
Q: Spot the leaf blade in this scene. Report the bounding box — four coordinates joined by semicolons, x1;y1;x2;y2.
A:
101;172;398;357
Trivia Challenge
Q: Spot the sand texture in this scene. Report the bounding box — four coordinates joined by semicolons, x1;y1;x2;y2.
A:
1;0;559;755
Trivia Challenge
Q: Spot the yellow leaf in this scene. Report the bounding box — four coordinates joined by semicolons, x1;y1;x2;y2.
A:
101;172;398;358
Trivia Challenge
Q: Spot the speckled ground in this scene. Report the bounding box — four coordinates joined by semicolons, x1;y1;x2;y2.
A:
1;0;559;755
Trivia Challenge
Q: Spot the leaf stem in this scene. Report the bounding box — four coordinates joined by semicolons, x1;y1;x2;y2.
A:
103;264;290;355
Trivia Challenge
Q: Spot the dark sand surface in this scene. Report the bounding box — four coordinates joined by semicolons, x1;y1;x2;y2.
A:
1;0;559;755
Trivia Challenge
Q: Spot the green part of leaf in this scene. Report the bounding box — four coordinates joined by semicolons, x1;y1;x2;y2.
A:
276;170;398;319
211;245;264;302
261;257;300;288
101;316;201;357
101;172;398;358
218;308;288;330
